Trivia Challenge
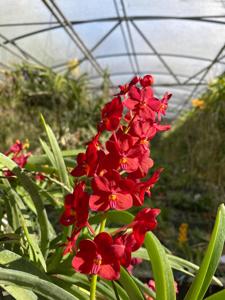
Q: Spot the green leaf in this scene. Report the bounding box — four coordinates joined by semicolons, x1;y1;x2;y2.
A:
204;289;225;300
40;115;70;188
89;210;134;226
0;267;77;300
184;204;225;300
39;138;57;169
168;255;222;287
103;279;129;300
1;284;38;300
133;248;222;286
0;153;50;258
119;267;144;300
145;232;176;300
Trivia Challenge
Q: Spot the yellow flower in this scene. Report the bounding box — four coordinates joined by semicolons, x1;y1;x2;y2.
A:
67;59;79;76
23;138;30;149
192;98;205;109
178;223;188;244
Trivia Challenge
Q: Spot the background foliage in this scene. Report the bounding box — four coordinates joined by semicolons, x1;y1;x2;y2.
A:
0;63;110;151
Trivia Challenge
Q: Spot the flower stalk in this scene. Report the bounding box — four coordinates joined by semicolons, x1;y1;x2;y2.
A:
90;217;107;300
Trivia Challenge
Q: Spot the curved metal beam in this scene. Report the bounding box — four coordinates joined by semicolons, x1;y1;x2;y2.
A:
3;15;225;45
87;70;206;82
52;52;225;70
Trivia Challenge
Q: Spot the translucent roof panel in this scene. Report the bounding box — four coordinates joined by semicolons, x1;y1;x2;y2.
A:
0;0;225;119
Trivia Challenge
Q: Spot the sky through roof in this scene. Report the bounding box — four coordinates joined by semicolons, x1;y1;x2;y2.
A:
0;0;225;118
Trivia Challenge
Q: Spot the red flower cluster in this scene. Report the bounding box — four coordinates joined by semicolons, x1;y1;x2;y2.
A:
60;75;171;280
4;140;31;177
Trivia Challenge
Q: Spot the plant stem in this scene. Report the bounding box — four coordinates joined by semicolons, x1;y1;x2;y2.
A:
90;215;107;300
90;274;98;300
99;215;107;233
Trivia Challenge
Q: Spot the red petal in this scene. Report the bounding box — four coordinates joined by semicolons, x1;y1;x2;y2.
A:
113;193;133;210
98;263;120;280
89;195;110;211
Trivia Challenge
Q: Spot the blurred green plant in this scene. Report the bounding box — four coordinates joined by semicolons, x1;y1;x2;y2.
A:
156;75;225;200
0;63;110;151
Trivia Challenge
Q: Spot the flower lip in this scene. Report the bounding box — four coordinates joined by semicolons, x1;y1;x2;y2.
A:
92;254;102;274
109;194;118;209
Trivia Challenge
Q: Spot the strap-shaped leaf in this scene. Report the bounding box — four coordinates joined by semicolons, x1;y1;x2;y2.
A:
119;267;145;300
89;210;134;226
145;232;176;300
0;267;77;300
204;289;225;300
0;153;50;258
184;204;225;300
40;115;70;189
133;248;222;286
1;284;38;300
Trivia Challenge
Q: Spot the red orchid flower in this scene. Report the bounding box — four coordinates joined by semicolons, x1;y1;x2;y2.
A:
118;76;139;95
5;140;23;156
113;233;138;268
72;232;121;280
150;92;172;121
60;182;89;228
131;208;160;249
71;139;99;177
105;130;141;173
140;75;154;88
123;85;157;121
89;170;133;211
99;96;123;131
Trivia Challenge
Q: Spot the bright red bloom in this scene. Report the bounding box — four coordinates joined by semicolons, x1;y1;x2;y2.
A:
140;75;154;87
138;168;163;199
118;76;139;95
71;139;99;177
62;230;80;256
129;117;170;142
123;86;156;121
105;130;141;173
60;182;89;228
89;170;133;211
113;233;134;267
125;169;163;206
131;208;160;248
35;172;46;182
13;153;31;168
5;140;23;156
150;92;172;121
99;97;123;131
72;232;121;280
4;143;31;177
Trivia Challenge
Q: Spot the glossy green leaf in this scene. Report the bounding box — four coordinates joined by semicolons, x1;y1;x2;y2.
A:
119;267;144;300
0;267;77;300
204;289;225;300
39;138;57;169
1;284;38;300
184;204;225;300
145;232;176;300
133;277;156;299
133;248;222;286
168;255;222;287
102;279;129;300
40;115;70;189
0;250;48;280
0;153;50;258
89;210;134;226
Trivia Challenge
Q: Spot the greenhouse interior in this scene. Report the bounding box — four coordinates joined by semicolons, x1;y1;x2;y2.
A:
0;1;225;299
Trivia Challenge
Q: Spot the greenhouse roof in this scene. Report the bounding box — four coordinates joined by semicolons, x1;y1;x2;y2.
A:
0;0;225;119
